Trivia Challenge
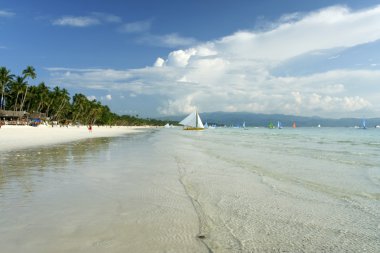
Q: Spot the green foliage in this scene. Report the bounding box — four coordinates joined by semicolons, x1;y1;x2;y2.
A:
0;66;170;126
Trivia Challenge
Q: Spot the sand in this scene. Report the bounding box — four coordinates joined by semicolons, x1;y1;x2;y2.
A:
0;124;148;152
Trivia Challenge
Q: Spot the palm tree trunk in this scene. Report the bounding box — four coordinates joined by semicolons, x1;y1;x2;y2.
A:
46;99;54;118
1;85;5;110
19;86;28;112
14;91;20;112
53;98;66;120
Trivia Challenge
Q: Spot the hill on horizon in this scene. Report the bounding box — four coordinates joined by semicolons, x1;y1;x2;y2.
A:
160;112;380;127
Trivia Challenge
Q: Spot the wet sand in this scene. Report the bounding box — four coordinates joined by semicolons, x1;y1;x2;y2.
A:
1;128;379;252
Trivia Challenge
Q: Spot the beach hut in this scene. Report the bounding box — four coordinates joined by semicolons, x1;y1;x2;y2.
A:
0;110;29;125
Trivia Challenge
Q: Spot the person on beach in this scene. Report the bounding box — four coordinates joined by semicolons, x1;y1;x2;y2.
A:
88;124;92;133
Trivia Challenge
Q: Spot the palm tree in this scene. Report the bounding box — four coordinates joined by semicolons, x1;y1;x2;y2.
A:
9;76;27;112
35;82;50;113
72;93;88;124
22;66;36;80
46;86;70;122
87;100;103;125
0;67;14;110
19;66;36;112
53;88;70;121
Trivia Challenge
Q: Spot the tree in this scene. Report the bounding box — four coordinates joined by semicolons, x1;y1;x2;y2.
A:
35;82;50;113
71;93;88;124
50;86;70;122
8;76;27;112
0;67;14;110
19;66;36;112
0;66;169;126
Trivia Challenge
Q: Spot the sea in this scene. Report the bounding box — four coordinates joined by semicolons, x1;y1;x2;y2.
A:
0;127;379;253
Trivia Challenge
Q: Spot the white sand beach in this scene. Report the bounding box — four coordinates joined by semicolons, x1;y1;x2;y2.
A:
0;125;149;152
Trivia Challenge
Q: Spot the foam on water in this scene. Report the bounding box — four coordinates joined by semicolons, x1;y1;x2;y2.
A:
0;127;379;252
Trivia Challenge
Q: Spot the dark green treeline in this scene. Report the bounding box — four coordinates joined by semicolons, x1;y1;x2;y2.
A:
0;66;171;126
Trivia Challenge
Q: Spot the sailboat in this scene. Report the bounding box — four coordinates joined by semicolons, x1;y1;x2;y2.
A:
292;122;296;128
204;122;209;128
179;111;205;130
277;121;283;129
362;119;367;129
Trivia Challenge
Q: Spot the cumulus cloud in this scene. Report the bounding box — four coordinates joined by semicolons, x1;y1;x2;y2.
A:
47;5;380;117
105;94;112;100
154;57;165;67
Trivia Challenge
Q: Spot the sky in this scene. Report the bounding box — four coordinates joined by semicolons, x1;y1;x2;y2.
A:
1;0;380;118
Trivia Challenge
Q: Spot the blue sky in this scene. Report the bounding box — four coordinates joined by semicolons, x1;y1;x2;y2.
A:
1;0;380;118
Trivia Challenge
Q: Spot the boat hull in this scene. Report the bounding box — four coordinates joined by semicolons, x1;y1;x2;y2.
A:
183;127;205;131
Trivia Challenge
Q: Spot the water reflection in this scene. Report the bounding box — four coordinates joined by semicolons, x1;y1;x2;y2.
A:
0;137;113;193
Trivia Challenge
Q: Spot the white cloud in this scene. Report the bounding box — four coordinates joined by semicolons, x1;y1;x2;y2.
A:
166;49;197;67
105;94;112;100
216;5;380;61
53;16;100;27
47;5;380;118
0;10;14;17
138;33;197;48
52;13;121;27
119;20;151;33
92;12;121;23
87;95;97;101
154;57;165;67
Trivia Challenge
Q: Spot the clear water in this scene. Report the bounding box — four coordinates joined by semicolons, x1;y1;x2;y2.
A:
0;127;379;252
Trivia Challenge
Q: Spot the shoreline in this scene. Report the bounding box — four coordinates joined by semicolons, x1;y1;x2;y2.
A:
0;125;154;152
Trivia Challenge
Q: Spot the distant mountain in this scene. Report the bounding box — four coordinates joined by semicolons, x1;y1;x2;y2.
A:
159;112;380;127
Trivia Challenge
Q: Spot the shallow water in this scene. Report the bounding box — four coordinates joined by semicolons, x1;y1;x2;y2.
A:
0;127;379;252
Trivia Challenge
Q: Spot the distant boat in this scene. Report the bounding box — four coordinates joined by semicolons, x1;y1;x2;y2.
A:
179;111;205;130
243;121;247;130
164;123;171;128
376;125;380;129
317;124;321;128
292;122;296;128
268;122;275;129
204;122;209;128
362;119;367;129
277;121;283;129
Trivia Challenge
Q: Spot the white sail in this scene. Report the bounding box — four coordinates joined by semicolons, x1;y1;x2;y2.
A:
196;113;204;128
179;111;204;129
